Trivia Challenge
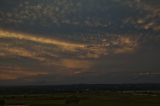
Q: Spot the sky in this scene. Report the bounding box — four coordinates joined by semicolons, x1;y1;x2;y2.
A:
0;0;160;85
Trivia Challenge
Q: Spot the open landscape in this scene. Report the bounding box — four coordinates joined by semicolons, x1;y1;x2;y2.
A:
0;0;160;106
0;84;160;106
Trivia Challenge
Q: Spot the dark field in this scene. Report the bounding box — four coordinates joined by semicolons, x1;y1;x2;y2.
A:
0;91;160;106
0;84;160;106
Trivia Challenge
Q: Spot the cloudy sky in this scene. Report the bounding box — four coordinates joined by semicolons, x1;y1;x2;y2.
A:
0;0;160;85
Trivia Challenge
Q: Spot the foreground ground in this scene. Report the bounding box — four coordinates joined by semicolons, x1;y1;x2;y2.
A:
0;91;160;106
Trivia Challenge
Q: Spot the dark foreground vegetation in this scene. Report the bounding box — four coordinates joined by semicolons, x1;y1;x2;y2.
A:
0;84;160;106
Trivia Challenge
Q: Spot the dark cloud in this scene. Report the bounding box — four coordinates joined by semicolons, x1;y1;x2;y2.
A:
0;0;160;85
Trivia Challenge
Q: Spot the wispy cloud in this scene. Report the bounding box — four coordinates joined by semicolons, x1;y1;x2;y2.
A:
0;0;159;84
0;68;48;80
0;29;139;81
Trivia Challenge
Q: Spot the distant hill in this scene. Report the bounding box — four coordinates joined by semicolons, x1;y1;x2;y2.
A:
0;84;160;95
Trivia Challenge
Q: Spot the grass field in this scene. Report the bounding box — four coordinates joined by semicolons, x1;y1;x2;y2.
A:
0;91;160;106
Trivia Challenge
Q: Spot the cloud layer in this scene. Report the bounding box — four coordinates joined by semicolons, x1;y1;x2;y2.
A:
0;0;160;85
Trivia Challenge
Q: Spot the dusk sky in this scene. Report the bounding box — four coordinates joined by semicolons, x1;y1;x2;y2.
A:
0;0;160;85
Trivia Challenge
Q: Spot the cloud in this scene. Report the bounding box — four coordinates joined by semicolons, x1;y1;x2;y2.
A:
138;72;160;76
0;30;138;60
61;59;93;70
0;68;48;80
0;29;140;81
122;0;160;32
0;30;85;51
0;0;160;84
